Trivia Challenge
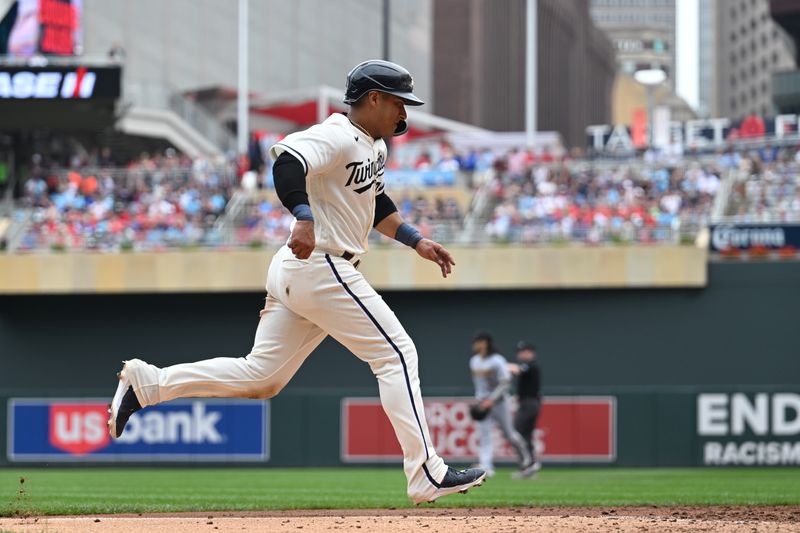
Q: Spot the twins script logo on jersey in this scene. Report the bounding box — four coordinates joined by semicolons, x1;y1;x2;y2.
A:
344;153;385;194
0;68;96;99
8;398;269;461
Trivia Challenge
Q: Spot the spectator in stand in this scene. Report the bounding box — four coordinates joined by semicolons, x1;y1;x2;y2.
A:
414;151;433;170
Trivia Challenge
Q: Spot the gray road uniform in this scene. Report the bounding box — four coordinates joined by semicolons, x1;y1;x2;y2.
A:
470;353;532;471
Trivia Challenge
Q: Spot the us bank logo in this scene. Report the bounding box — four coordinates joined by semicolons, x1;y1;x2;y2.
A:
7;398;269;461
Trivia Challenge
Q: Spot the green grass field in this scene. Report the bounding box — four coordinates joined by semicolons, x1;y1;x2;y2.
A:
1;467;798;516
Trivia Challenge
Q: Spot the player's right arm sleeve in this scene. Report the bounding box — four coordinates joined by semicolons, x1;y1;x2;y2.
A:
373;192;398;227
268;124;341;176
273;152;309;212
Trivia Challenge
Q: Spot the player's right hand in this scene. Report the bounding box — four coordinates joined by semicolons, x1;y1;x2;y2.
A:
288;221;315;259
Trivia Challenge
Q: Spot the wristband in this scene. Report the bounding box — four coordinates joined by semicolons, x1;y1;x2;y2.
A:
291;204;314;222
395;222;423;249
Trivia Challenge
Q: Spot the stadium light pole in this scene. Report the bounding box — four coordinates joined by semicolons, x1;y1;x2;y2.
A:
382;0;390;61
525;0;537;148
237;0;249;156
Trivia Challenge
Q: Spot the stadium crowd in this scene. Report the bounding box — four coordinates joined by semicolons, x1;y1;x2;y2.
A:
15;146;464;251
725;144;800;222
18;150;239;251
11;139;800;252
483;143;800;244
483;158;720;244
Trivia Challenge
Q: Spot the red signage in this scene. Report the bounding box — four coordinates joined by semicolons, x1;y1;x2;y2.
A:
341;396;615;463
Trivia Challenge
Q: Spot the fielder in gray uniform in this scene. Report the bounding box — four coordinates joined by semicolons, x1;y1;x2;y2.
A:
469;331;532;476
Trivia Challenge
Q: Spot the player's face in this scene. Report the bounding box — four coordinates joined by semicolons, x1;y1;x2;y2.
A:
376;93;407;139
517;349;535;362
472;339;488;355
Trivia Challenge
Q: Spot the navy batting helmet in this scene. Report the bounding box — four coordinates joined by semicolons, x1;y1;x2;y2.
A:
343;59;425;107
344;60;423;136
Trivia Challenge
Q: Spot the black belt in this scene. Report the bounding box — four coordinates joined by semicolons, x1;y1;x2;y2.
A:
341;251;360;269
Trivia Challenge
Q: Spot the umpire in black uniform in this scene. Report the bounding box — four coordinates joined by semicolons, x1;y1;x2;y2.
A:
509;340;542;479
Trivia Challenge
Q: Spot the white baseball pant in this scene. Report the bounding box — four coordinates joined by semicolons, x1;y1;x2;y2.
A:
123;245;448;502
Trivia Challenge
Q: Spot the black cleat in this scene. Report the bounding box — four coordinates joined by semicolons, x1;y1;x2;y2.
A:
108;363;142;438
415;467;487;504
440;466;486;488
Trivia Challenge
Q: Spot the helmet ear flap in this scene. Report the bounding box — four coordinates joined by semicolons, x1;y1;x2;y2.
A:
393;119;408;136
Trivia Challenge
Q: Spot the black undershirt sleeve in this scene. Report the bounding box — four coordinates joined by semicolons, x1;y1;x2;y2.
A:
373;192;398;227
273;151;309;211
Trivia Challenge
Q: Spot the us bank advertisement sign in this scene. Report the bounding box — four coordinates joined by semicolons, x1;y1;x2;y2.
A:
7;398;270;462
342;396;616;463
698;393;800;466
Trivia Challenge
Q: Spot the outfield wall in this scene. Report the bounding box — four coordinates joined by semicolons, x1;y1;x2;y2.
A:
0;261;797;467
1;387;798;468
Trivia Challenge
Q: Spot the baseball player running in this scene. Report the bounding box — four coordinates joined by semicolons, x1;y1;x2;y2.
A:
107;60;485;504
469;331;532;477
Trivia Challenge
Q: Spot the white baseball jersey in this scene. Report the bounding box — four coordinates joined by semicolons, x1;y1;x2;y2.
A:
269;113;387;256
120;114;454;505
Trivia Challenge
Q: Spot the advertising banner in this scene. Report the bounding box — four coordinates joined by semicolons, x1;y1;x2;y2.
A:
0;66;121;99
709;224;800;252
697;392;800;466
382;169;456;189
7;398;270;462
587;114;800;152
341;396;615;463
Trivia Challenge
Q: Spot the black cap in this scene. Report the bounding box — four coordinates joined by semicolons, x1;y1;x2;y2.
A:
472;331;493;343
516;341;535;352
343;59;425;107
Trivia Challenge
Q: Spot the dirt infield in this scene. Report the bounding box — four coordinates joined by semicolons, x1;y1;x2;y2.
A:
2;506;800;533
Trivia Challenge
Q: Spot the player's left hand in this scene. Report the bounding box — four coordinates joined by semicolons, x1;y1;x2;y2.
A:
415;239;456;278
